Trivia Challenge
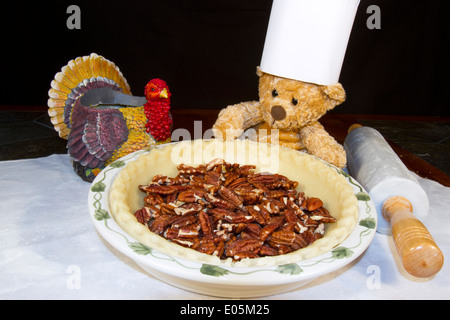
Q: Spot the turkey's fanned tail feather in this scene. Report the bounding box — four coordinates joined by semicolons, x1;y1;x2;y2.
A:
47;53;131;139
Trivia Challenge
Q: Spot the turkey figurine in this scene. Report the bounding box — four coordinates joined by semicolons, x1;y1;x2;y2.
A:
48;53;172;182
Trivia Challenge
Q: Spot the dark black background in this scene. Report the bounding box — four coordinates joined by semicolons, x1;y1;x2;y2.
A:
1;0;448;115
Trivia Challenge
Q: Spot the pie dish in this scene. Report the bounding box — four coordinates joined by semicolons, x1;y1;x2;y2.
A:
89;139;376;297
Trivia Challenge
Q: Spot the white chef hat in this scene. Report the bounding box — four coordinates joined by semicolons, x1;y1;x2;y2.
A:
260;0;360;85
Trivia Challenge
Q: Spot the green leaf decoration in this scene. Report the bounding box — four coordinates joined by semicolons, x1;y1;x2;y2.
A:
129;242;152;255
94;208;110;221
91;181;106;192
359;217;376;229
356;192;371;201
110;160;126;168
275;264;303;275
331;247;354;259
200;264;229;277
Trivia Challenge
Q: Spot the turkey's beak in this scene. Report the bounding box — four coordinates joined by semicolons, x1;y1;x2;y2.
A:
159;88;169;99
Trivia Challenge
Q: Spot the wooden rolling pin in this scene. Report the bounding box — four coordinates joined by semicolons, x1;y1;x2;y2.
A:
345;124;444;278
382;196;444;278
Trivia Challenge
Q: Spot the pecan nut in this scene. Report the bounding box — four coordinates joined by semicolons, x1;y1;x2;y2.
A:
173;203;203;216
144;193;164;206
305;197;324;211
134;207;151;224
140;184;177;195
224;239;264;257
218;186;243;208
198;210;212;235
171;215;198;228
267;230;297;247
309;207;336;223
204;193;235;210
178;189;206;203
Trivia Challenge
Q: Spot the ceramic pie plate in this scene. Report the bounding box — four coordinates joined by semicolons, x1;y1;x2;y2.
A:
88;139;376;298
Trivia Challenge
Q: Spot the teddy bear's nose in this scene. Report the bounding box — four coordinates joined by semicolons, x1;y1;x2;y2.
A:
271;105;286;121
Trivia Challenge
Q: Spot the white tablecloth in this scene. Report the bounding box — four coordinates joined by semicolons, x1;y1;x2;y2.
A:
1;154;449;300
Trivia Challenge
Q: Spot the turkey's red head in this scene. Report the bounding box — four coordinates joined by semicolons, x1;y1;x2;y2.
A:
145;78;171;101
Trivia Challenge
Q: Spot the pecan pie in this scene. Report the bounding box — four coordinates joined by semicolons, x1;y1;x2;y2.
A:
109;139;358;267
134;160;336;261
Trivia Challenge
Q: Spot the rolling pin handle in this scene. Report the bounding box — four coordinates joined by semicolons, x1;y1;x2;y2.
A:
382;196;444;278
347;123;363;134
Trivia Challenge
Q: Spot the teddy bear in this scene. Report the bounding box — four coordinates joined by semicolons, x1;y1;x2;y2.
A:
212;68;347;169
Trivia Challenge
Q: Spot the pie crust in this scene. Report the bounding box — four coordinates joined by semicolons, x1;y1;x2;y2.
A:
108;139;358;267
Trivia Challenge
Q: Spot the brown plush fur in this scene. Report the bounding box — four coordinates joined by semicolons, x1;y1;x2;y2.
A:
212;68;347;168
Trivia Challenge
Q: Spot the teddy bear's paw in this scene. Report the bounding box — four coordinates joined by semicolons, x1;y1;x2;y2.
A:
315;147;347;169
212;127;244;141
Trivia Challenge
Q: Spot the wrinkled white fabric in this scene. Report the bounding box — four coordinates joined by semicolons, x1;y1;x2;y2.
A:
0;154;449;299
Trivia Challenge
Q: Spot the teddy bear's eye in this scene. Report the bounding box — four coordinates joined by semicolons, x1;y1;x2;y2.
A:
292;98;298;106
272;89;278;98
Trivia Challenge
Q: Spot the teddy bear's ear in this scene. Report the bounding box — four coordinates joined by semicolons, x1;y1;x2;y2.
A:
256;66;263;77
320;83;346;109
